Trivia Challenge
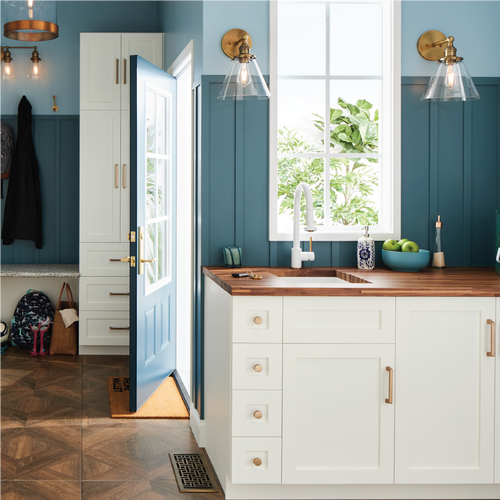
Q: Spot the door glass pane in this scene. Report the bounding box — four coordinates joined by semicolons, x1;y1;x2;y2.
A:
146;89;156;153
145;222;156;286
146;158;156;220
157;94;167;156
158;220;168;281
157;159;165;218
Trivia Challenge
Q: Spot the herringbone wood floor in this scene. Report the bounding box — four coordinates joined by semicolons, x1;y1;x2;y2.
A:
1;348;224;500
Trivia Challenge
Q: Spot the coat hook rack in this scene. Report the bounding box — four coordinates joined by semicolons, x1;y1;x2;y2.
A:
52;95;58;112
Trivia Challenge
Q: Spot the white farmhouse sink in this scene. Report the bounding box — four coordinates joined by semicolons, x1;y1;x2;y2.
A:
281;276;351;287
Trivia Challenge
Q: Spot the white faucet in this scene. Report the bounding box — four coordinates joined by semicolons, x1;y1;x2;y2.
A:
291;182;317;268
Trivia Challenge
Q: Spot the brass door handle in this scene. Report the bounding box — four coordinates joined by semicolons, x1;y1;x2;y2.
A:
254;364;263;373
254;410;262;419
116;59;119;84
109;326;130;331
253;458;262;467
487;319;495;357
385;366;393;404
140;258;158;263
115;164;119;188
110;256;131;262
109;292;130;296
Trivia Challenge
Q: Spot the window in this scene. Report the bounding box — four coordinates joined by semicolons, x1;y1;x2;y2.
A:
269;0;400;241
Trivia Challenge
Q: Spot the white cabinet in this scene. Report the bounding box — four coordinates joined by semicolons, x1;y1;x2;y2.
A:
80;33;163;111
395;297;495;484
79;32;163;352
282;343;395;484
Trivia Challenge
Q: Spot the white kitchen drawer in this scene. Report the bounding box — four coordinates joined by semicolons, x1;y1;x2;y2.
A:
79;310;129;346
80;243;130;277
232;344;282;390
284;296;395;344
232;390;282;437
231;437;282;484
232;296;282;343
80;277;130;311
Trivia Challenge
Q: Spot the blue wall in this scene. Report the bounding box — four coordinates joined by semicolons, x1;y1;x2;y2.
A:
1;115;79;264
201;77;500;270
158;1;203;81
1;1;160;115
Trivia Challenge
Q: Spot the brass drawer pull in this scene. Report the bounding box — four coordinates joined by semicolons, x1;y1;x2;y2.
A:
254;410;262;419
253;458;262;467
487;319;495;357
385;366;393;404
115;164;119;188
109;292;130;296
109;326;130;331
116;59;119;84
253;364;263;373
254;316;263;325
124;58;126;84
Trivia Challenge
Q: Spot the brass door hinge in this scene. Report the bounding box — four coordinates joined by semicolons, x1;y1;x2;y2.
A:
128;231;136;242
131;256;136;267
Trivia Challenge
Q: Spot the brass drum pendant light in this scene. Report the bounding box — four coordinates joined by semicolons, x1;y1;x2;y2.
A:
218;29;271;100
417;30;479;101
4;1;58;42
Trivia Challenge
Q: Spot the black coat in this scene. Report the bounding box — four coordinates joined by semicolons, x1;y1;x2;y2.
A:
2;96;43;249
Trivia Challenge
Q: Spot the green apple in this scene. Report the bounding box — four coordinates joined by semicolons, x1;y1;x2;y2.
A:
398;238;409;247
402;241;419;253
383;239;401;252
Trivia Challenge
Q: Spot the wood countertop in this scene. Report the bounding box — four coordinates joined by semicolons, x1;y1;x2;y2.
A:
203;266;500;297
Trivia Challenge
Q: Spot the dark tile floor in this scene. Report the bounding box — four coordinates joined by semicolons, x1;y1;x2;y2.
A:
1;348;225;500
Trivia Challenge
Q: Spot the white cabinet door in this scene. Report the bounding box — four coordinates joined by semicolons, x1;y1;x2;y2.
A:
494;299;500;483
80;33;121;111
395;297;495;484
282;344;395;484
121;33;164;110
80;111;121;243
120;110;130;242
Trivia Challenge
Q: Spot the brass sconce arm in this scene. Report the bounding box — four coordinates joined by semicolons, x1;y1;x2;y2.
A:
417;31;462;64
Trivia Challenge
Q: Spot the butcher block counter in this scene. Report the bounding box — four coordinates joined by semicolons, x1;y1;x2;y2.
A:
203;266;500;297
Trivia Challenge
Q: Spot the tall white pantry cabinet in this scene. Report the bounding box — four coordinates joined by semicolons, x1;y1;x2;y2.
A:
79;33;163;354
204;276;500;499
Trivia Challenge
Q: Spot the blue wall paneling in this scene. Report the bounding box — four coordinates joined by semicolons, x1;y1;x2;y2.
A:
1;115;79;265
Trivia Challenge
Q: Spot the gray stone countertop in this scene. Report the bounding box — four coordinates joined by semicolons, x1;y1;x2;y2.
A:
1;264;80;278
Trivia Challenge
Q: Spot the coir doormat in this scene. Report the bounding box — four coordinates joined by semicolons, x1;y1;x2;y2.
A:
107;376;189;418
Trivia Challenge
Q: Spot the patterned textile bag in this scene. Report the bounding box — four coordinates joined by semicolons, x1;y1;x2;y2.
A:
10;290;55;355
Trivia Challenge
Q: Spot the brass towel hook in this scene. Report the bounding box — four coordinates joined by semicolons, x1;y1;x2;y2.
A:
52;95;58;112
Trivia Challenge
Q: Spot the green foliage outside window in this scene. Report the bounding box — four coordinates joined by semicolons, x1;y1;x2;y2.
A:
277;98;379;226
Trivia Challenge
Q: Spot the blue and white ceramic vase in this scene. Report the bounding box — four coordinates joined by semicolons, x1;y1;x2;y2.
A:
357;226;375;270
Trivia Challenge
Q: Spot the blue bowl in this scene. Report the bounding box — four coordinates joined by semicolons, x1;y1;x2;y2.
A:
381;249;430;272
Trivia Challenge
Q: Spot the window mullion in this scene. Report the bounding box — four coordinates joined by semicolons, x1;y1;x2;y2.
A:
324;2;331;228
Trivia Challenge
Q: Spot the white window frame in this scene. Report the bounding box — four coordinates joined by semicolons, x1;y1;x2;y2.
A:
269;0;401;242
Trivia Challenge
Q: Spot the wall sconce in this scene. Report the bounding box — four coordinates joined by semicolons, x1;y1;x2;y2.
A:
1;46;45;80
417;30;480;101
3;0;58;41
218;29;271;100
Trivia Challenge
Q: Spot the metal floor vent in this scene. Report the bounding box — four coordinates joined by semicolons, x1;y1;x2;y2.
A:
169;453;220;493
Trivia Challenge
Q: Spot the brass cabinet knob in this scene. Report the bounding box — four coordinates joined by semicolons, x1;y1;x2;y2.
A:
254;364;263;373
254;316;263;325
254;410;262;419
253;458;262;467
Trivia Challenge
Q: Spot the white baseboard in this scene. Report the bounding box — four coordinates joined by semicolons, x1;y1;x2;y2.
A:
78;345;129;355
190;402;205;447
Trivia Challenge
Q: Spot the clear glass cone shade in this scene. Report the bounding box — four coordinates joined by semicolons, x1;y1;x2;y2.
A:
2;61;16;80
421;61;480;101
218;58;271;100
4;1;58;41
27;60;44;80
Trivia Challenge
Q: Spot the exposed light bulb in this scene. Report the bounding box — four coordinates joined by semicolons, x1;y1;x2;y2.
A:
28;0;34;7
5;65;11;76
32;63;40;79
237;63;252;87
446;65;455;89
29;9;33;18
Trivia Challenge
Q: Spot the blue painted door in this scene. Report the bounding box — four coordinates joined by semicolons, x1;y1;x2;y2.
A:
129;55;177;411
